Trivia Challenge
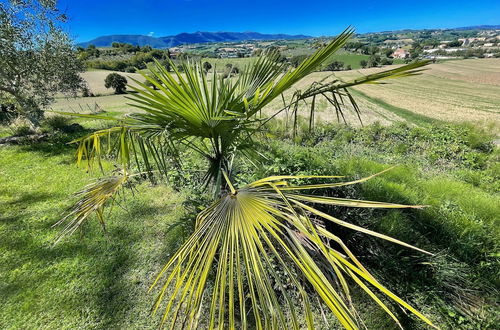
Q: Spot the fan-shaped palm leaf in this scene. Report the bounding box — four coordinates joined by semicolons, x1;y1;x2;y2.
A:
150;170;435;329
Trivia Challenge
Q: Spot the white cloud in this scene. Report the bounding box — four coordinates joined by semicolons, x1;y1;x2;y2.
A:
148;32;155;37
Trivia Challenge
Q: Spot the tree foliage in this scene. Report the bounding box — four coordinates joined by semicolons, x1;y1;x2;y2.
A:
325;60;345;71
104;73;127;94
290;54;309;68
0;0;84;124
202;61;212;73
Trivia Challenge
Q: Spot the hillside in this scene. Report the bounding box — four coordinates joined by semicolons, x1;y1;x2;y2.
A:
78;31;312;48
53;59;500;134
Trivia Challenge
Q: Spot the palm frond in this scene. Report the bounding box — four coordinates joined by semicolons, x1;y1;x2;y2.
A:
59;28;430;188
55;27;437;329
53;172;129;243
151;169;436;329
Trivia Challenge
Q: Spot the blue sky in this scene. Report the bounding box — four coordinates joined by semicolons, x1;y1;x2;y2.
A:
58;0;500;42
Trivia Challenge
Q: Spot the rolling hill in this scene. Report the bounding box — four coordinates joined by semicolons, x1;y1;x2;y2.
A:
78;31;312;48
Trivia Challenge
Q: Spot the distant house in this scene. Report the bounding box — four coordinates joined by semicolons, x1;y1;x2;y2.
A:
168;47;181;59
459;38;470;46
217;47;240;58
392;48;409;59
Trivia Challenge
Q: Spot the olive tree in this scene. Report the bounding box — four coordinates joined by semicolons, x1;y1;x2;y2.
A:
0;0;85;124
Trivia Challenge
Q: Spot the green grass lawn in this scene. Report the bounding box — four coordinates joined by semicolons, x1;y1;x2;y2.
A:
0;137;191;329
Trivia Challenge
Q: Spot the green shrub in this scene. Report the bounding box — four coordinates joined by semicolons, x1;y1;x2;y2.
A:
9;118;35;136
41;115;70;132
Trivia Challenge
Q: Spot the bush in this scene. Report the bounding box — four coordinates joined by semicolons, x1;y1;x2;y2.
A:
82;87;94;97
325;60;345;71
289;54;308;68
41;115;69;132
368;55;381;67
380;57;393;65
202;61;212;73
40;115;83;134
0;103;17;124
222;64;240;78
144;79;159;90
9;117;35;136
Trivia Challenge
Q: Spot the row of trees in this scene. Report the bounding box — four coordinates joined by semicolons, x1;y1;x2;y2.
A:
77;43;161;60
81;41;400;75
82;46;170;72
360;55;394;68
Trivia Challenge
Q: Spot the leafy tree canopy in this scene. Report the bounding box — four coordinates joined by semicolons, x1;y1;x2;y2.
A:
0;0;85;124
104;73;127;94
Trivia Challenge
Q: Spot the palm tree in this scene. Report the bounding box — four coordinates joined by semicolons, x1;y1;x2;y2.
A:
56;28;435;329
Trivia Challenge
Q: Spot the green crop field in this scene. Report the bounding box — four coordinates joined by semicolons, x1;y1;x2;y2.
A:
326;51;370;69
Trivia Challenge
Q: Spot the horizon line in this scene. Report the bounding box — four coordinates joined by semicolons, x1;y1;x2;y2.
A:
76;23;500;43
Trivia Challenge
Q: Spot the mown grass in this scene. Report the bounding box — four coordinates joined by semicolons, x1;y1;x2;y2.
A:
337;59;500;131
0;133;192;329
350;89;439;125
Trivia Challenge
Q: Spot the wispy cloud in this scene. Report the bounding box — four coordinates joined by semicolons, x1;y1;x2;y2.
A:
148;32;155;37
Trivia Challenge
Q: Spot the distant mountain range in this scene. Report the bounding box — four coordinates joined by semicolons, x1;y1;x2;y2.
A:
78;25;500;48
453;25;500;30
77;31;312;48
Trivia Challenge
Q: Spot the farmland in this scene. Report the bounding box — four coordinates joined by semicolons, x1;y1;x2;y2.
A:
268;58;500;130
57;58;500;132
344;59;500;131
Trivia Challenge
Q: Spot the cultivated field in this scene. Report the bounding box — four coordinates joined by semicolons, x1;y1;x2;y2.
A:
51;71;145;114
52;58;500;134
81;70;144;95
341;59;500;132
262;58;500;132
